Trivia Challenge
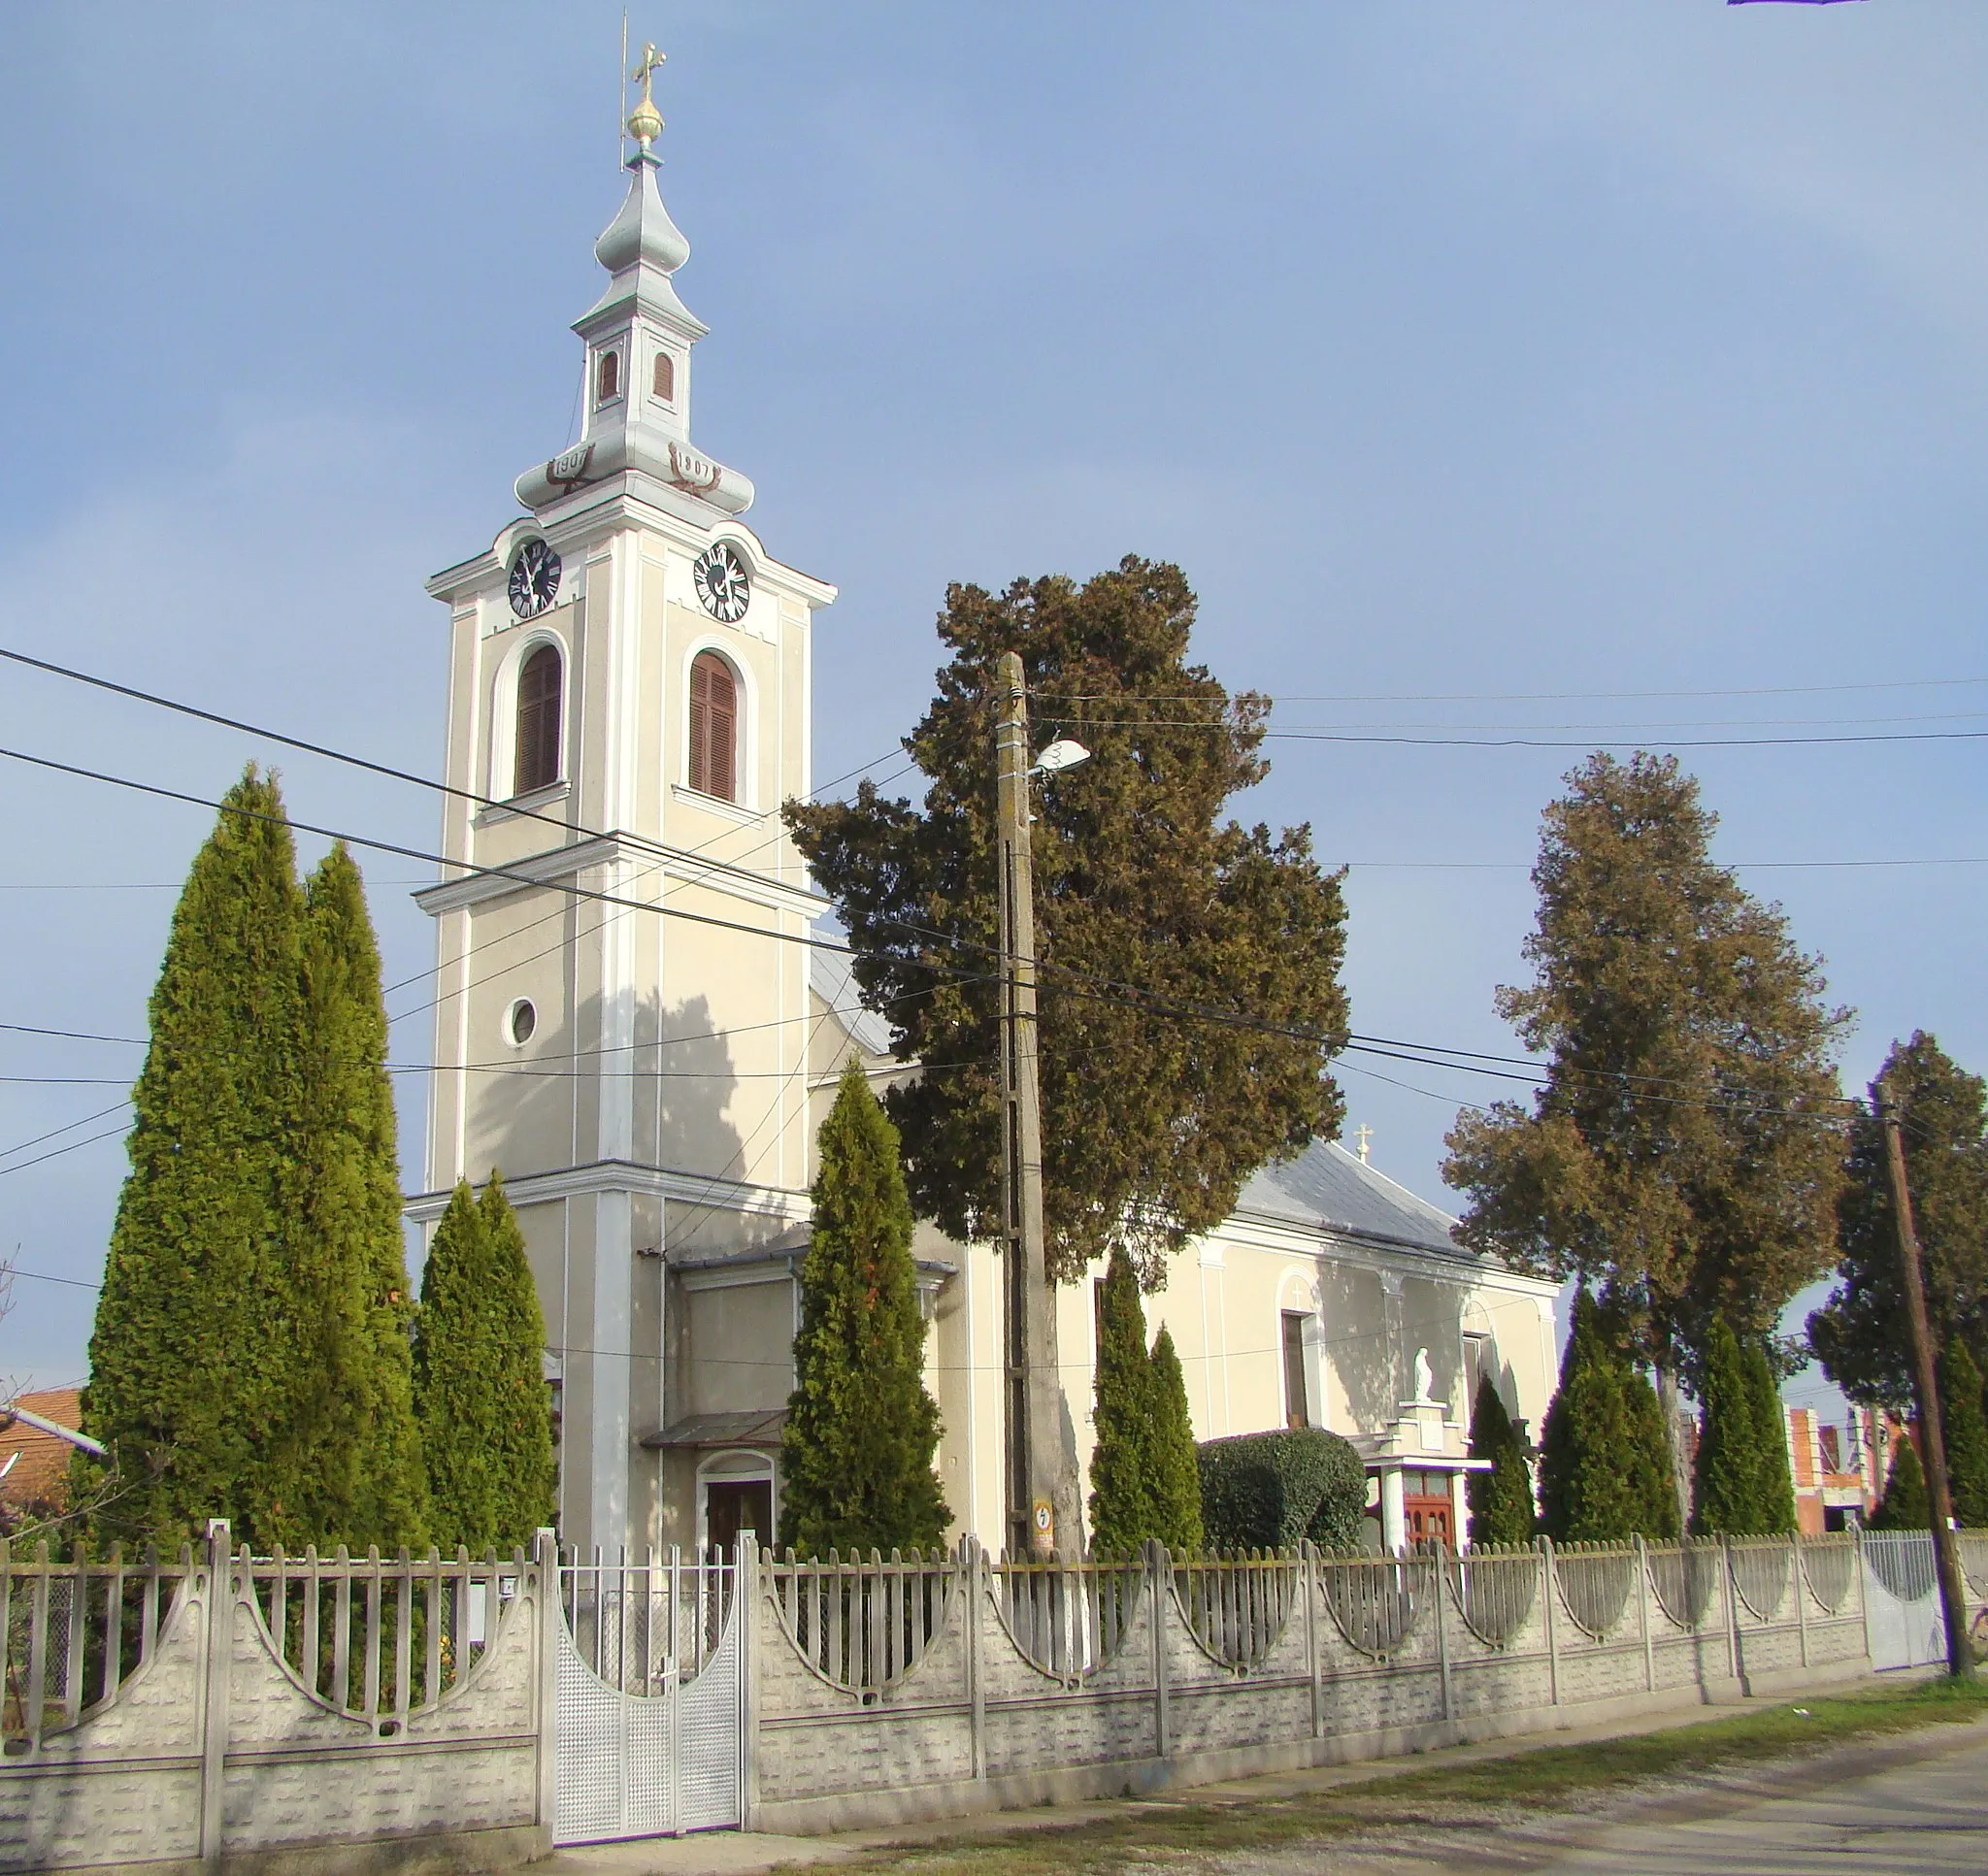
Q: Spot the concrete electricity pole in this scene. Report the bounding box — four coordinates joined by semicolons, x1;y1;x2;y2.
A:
994;650;1083;1560
1877;1090;1976;1681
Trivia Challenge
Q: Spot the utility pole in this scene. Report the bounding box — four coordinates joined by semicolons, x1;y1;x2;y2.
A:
995;650;1067;1560
1877;1090;1976;1681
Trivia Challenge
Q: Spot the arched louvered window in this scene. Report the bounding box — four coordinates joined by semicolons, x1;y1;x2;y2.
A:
688;651;738;802
514;642;563;796
597;349;620;403
652;351;675;401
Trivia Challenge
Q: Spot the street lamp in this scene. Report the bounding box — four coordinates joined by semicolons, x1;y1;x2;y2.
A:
993;656;1089;1560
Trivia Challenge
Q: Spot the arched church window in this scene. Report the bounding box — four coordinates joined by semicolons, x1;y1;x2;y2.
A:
652;351;675;401
688;651;738;803
597;349;620;404
514;642;564;796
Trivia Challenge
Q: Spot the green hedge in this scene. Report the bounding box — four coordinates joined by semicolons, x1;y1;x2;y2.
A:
1197;1428;1367;1552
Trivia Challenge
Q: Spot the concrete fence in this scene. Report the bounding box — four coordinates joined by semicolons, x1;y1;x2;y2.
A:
0;1523;553;1874
0;1526;1973;1868
746;1532;1885;1832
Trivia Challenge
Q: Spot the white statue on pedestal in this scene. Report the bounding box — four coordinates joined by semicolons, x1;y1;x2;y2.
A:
1411;1346;1435;1405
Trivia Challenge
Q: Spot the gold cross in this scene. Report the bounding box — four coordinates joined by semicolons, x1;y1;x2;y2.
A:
631;41;666;105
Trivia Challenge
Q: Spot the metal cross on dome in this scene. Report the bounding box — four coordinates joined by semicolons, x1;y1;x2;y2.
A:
626;41;666;149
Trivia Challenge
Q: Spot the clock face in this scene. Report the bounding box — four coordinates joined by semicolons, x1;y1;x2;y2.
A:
692;542;751;624
508;539;562;618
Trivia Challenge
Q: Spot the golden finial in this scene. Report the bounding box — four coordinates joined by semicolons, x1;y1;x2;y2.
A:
627;41;665;151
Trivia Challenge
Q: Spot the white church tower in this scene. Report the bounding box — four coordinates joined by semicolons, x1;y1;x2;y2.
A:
414;53;836;1558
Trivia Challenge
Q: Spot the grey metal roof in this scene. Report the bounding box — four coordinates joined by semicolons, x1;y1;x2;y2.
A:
1235;1139;1467;1260
809;945;895;1059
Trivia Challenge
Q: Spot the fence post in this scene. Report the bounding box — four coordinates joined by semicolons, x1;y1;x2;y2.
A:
1793;1532;1809;1669
1540;1537;1560;1707
1634;1536;1655;1692
1304;1541;1322;1740
533;1529;559;1847
1721;1536;1741;1687
968;1539;987;1784
198;1520;233;1870
1433;1541;1453;1725
1855;1524;1875;1667
1147;1540;1170;1762
738;1537;760;1831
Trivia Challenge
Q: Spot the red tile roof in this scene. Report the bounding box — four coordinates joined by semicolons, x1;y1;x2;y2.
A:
0;1389;83;1513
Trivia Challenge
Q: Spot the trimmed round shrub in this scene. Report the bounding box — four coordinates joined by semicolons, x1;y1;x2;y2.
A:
1197;1428;1366;1553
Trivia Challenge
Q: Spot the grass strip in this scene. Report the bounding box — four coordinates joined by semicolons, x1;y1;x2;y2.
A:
842;1678;1988;1875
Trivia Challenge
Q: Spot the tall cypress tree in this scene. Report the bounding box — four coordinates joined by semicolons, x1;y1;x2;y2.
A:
1741;1336;1797;1535
1691;1318;1756;1535
81;769;305;1549
1088;1249;1155;1555
412;1176;556;1553
1146;1326;1204;1556
1871;1432;1928;1530
1939;1339;1988;1527
1540;1294;1678;1542
1466;1374;1537;1547
779;1063;948;1557
1694;1321;1795;1536
270;845;429;1552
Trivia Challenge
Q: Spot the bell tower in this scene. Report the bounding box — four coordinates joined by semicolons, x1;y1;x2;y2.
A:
414;52;836;1557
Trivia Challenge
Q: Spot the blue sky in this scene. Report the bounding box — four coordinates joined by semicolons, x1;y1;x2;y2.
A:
2;2;1984;1422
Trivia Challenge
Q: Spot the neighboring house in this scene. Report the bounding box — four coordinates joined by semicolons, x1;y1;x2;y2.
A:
0;1389;81;1529
1787;1403;1902;1531
407;120;1560;1559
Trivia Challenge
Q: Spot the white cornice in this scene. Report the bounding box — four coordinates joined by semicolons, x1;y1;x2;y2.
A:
412;829;826;920
1206;1210;1561;1298
403;1158;812;1225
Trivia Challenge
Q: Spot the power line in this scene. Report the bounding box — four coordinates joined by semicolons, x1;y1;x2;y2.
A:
1034;674;1988;705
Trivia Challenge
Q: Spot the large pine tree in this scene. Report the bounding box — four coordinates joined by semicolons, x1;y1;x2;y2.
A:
785;558;1350;1289
1446;753;1847;1528
1938;1338;1988;1528
82;769;307;1548
779;1063;948;1557
270;845;429;1552
1810;1035;1988;1412
1466;1374;1536;1547
1087;1249;1156;1555
412;1177;556;1553
1539;1294;1679;1543
1146;1325;1204;1556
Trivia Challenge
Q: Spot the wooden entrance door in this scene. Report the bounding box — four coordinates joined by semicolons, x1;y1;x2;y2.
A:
1401;1468;1454;1547
705;1479;773;1558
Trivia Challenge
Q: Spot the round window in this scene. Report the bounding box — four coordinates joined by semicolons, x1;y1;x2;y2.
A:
507;999;537;1047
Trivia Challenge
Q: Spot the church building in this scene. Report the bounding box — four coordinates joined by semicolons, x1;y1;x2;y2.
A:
409;68;1560;1561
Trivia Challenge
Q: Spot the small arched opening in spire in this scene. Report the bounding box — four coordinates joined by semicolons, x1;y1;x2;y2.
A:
514;642;564;796
652;351;675;402
688;651;738;803
597;348;621;405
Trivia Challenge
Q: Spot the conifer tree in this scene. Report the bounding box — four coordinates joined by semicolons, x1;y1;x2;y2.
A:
1938;1338;1988;1527
1146;1326;1204;1556
779;1064;948;1557
1446;753;1847;1529
81;769;306;1548
1539;1294;1679;1542
269;845;429;1551
786;559;1350;1289
1088;1249;1155;1555
1810;1035;1988;1411
1693;1322;1796;1536
1741;1335;1797;1535
412;1176;556;1552
1466;1374;1536;1547
1871;1433;1928;1530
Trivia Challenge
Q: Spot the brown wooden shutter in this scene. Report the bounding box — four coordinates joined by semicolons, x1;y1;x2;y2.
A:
514;644;562;795
689;651;737;801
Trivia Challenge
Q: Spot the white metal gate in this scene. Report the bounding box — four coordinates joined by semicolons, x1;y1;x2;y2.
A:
552;1550;743;1845
1861;1530;1944;1671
